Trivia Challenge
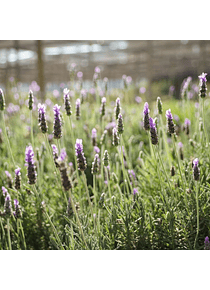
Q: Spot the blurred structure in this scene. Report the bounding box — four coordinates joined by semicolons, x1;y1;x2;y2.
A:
0;40;210;99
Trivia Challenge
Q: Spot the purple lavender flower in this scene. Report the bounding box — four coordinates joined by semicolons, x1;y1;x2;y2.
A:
38;103;48;133
92;128;97;146
94;146;100;154
75;139;87;171
91;153;99;175
204;236;210;250
143;102;150;131
112;127;120;146
28;90;34;110
100;97;106;116
14;167;21;190
193;158;200;181
4;194;12;218
166;109;175;134
117;113;124;135
59;158;72;191
184;118;191;135
198;72;207;98
60;148;67;161
51;144;59;167
25;145;37;185
5;171;11;178
115;98;121;120
133;188;138;195
2;186;8;196
149;117;158;145
13;199;22;218
53;104;62;139
63;88;72;116
139;87;146;94
75;98;81;120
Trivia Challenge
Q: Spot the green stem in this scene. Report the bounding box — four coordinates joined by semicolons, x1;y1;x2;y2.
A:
7;218;12;250
30;110;34;149
19;219;27;250
82;172;94;218
105;166;113;207
194;181;200;249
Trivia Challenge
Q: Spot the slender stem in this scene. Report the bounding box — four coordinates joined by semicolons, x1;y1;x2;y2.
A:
119;137;130;194
156;147;172;193
7;218;12;250
1;111;16;168
100;144;104;190
30;110;34;149
93;175;97;212
105;166;113;207
194;181;200;249
19;219;26;250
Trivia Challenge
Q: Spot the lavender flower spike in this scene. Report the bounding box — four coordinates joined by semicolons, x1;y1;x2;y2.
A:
28;90;34;110
38;103;48;133
184;118;191;135
51;144;59;167
63;88;72;116
25;145;37;185
115;98;121;120
2;186;8;196
75;139;87;171
15;167;21;190
198;72;207;98
100;97;106;117
193;158;200;181
13;199;22;218
166;109;175;134
76;98;81;120
92;128;97;146
149;117;158;145
4;194;12;218
143;102;150;131
53;104;62;139
204;236;210;250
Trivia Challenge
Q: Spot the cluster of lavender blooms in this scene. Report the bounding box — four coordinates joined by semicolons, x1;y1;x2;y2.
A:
13;199;22;219
0;88;5;111
100;97;106;117
115;98;121;120
75;99;81;120
28;90;34;110
117;113;124;135
193;158;200;181
143;102;150;131
204;236;210;250
63;88;72;116
51;144;59;167
91;154;99;175
112;127;120;146
38;104;48;134
149;117;158;145
157;97;163;114
53;104;62;139
92;128;97;146
58;157;72;191
15;167;21;190
165;109;175;134
25;146;37;185
184;118;191;135
0;191;21;219
75;139;87;171
181;76;192;99
198;72;207;98
103;150;109;167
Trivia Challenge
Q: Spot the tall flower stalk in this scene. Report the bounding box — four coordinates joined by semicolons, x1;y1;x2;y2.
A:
193;158;200;249
28;90;34;149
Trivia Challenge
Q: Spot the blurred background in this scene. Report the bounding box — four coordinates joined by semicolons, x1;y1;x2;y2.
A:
0;40;210;100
